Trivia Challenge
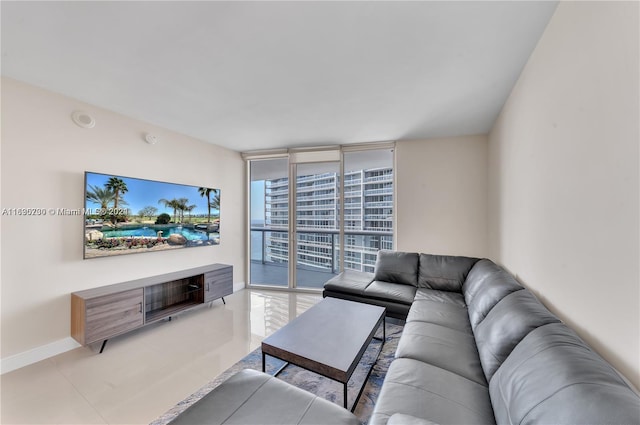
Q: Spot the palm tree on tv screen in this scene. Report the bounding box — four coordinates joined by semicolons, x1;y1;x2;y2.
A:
86;184;115;210
176;197;189;222
158;198;181;223
184;204;197;222
198;187;216;223
105;177;128;209
211;190;220;212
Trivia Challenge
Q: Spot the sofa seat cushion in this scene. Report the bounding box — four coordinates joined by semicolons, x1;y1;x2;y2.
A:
323;270;373;296
490;323;640;425
374;250;419;287
413;288;466;307
364;280;416;305
405;300;472;334
387;414;440;425
474;290;560;382
395;321;486;386
418;254;479;291
369;358;495;425
169;369;359;425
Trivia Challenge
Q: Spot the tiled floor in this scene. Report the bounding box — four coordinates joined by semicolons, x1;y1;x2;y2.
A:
0;289;322;425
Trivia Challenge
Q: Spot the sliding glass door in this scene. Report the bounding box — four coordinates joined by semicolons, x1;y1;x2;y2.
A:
294;161;341;289
246;145;394;290
249;158;288;287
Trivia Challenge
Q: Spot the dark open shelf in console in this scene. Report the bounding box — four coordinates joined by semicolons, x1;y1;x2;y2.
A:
144;276;204;322
144;276;204;323
146;300;203;323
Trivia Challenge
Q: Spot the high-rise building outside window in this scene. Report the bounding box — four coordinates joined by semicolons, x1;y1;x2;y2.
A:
248;147;394;288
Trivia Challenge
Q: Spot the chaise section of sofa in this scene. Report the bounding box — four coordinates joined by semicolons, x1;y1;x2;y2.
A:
325;250;640;425
322;269;414;318
323;251;480;319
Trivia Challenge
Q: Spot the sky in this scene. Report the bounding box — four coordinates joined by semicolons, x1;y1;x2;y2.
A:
251;181;265;222
85;172;220;217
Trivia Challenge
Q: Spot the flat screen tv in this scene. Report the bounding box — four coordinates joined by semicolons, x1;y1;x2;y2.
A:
84;171;220;259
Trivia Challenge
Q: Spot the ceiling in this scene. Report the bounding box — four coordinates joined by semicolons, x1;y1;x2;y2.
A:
1;1;557;152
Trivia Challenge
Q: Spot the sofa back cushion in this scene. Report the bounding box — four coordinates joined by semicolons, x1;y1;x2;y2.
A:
374;250;419;287
474;290;560;382
463;259;523;330
490;323;640;425
417;254;479;291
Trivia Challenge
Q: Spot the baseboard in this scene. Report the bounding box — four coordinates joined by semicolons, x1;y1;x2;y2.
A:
2;285;247;375
0;337;81;375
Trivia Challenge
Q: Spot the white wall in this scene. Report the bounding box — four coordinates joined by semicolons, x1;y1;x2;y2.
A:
0;78;246;367
488;2;639;388
396;135;488;258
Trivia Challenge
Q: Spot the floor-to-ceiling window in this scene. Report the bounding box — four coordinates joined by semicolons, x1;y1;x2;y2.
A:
342;148;394;273
295;161;341;289
249;157;289;287
245;144;395;290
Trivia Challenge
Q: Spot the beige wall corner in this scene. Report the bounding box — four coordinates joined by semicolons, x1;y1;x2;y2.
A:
396;135;488;258
488;1;639;388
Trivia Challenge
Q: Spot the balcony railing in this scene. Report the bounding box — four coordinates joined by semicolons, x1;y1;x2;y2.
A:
364;201;391;207
250;227;392;278
297;194;335;201
364;188;393;196
297;204;335;210
267;180;288;189
364;214;393;220
296;182;336;192
364;174;393;183
296;173;335;183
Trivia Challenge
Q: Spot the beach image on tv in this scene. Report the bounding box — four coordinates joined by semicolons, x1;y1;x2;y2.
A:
84;172;220;259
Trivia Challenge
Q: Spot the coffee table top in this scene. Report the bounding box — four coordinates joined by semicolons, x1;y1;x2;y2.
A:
261;297;385;383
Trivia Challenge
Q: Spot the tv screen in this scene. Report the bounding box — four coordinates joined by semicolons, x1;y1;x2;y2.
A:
84;171;220;259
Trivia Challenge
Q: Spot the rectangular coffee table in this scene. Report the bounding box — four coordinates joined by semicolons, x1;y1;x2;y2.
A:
261;297;386;411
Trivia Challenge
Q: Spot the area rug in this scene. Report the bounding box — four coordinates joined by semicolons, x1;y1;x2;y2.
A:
150;322;403;425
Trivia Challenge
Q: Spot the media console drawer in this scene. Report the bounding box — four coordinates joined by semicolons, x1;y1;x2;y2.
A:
204;266;233;302
71;264;233;351
84;289;144;344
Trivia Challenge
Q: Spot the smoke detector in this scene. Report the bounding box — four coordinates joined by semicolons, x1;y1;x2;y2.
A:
144;133;158;145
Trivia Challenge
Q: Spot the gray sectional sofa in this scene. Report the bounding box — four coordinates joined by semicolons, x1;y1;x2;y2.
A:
324;250;640;425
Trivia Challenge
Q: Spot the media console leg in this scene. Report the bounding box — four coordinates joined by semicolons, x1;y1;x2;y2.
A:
99;339;108;354
221;297;226;305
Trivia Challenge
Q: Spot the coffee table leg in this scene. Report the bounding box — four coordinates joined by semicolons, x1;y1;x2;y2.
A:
344;383;348;409
262;351;266;373
383;316;386;344
374;316;386;344
350;317;386;412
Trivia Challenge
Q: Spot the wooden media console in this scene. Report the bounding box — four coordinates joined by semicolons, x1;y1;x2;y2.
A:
71;264;232;352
